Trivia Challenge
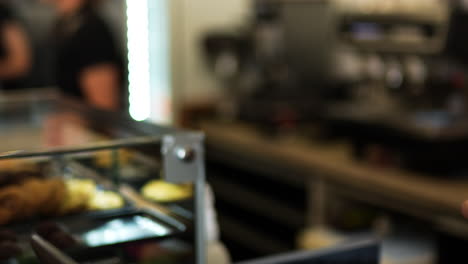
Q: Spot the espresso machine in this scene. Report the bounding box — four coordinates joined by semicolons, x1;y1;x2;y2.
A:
203;0;451;124
203;0;468;175
318;0;468;175
203;0;330;127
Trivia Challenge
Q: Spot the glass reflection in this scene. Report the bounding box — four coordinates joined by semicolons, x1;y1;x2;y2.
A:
82;215;171;247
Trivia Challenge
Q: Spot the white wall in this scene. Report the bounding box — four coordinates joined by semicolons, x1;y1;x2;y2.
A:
170;0;252;106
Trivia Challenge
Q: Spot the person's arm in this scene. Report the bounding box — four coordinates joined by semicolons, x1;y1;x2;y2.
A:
0;22;30;79
80;63;120;111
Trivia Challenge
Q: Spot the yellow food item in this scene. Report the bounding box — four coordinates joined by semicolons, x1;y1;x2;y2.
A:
88;191;124;210
61;178;125;213
142;180;192;202
60;179;96;214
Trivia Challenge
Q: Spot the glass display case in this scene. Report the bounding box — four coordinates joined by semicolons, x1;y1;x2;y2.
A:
0;91;205;264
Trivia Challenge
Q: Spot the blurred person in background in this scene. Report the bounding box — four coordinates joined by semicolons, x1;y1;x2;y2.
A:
44;0;123;111
0;1;31;90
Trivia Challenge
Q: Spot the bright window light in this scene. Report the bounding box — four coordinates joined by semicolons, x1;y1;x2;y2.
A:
147;0;171;124
126;0;171;123
126;0;151;121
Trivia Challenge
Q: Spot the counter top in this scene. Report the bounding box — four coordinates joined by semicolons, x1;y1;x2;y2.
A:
201;121;468;236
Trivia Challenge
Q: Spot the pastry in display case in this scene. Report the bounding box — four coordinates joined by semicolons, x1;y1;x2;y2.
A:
0;177;65;224
142;180;193;203
0;161;127;226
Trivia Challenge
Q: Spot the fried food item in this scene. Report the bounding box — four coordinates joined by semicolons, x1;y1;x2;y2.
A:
20;179;50;218
40;179;67;216
141;180;193;203
0;178;67;224
88;191;124;210
0;175;126;225
0;187;27;225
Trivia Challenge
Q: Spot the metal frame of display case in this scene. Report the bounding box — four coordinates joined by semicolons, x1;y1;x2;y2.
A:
0;94;206;264
162;132;206;264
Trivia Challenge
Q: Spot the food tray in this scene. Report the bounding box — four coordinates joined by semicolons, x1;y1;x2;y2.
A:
9;207;186;262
